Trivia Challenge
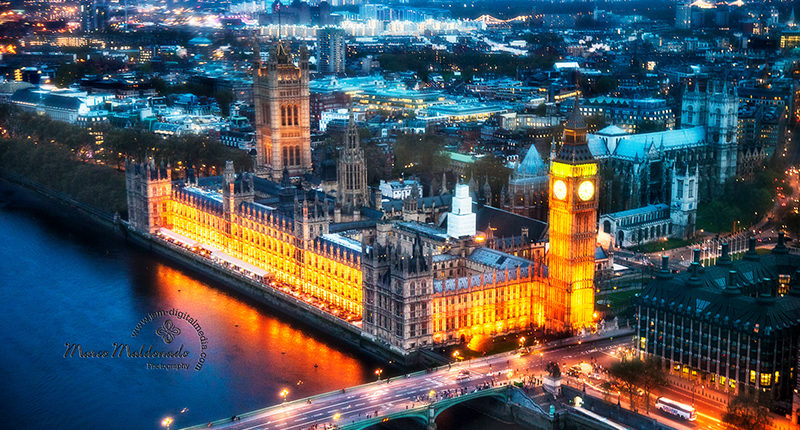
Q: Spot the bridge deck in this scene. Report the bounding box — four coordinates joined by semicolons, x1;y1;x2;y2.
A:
180;329;633;430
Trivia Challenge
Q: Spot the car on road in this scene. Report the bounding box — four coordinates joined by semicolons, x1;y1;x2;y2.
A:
455;370;470;381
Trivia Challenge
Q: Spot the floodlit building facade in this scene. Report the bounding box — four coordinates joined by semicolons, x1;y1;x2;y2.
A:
253;42;313;180
127;39;598;350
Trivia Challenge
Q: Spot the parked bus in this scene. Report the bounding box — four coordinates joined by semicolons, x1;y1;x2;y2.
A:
655;397;697;421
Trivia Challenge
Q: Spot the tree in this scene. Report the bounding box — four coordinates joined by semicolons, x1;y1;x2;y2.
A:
392;132;449;180
584;114;609;132
784;211;800;241
639;358;668;413
722;393;772;430
609;358;645;411
594;76;618;95
697;168;778;233
214;90;235;117
636;119;667;133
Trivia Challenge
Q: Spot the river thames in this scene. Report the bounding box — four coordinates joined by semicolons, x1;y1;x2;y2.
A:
0;189;518;429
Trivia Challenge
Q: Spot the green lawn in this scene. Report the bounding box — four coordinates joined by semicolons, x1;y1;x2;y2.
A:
597;288;640;319
629;238;693;254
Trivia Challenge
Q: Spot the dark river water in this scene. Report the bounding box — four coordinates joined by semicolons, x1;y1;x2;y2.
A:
0;187;518;430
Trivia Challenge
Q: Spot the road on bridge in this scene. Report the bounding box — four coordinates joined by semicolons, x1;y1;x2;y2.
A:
181;335;633;430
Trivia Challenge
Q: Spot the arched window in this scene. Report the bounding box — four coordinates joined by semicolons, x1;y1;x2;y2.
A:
281;106;286;126
293;105;299;125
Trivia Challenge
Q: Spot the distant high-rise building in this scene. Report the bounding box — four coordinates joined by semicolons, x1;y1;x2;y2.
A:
81;0;109;33
316;27;346;75
675;1;692;29
253;41;312;180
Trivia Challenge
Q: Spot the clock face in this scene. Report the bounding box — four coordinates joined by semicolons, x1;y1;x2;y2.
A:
553;180;567;200
578;180;594;201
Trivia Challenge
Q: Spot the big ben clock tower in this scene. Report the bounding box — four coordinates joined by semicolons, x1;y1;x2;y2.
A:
547;98;597;332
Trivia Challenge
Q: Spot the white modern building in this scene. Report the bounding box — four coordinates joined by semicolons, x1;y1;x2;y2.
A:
447;183;476;239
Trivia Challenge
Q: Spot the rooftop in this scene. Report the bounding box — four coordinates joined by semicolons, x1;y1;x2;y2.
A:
639;237;800;334
603;203;670;220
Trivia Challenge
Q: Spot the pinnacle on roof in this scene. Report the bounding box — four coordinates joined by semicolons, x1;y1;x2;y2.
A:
272;41;290;64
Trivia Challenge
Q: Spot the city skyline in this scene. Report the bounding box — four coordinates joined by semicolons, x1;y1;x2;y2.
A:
2;0;800;429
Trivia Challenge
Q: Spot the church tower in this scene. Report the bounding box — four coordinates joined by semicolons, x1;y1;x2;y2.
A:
254;40;312;180
680;79;738;186
706;80;738;185
670;164;698;240
337;111;368;213
547;98;597;332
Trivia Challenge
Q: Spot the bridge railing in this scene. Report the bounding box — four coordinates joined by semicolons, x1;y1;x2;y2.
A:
180;329;633;429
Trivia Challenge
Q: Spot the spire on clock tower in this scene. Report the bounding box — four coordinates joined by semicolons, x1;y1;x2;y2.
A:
555;97;593;164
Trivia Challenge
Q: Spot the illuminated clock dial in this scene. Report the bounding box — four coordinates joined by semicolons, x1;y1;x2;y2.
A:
578;180;594;201
553;180;567;200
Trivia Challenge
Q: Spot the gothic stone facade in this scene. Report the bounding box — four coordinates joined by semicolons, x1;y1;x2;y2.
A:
254;42;312;180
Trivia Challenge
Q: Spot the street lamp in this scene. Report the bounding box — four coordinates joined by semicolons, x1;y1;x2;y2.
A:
279;388;289;402
161;417;173;430
453;350;469;369
375;368;383;380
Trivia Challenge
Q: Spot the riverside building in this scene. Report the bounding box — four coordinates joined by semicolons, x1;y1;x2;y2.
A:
127;45;598;352
126;100;598;352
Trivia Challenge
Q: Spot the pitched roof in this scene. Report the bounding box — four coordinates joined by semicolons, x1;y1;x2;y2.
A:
564;97;586;130
612;127;705;160
596;125;628;136
473;204;547;242
639;240;800;335
516;144;547;177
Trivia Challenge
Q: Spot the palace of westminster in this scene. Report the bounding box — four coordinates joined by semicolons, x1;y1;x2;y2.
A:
125;41;603;352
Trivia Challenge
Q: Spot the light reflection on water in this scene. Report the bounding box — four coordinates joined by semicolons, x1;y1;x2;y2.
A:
0;191;515;430
0;201;376;430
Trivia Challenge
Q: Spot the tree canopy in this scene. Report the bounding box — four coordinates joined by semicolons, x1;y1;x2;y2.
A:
392;133;449;182
722;393;772;430
697;169;778;233
0;106;253;216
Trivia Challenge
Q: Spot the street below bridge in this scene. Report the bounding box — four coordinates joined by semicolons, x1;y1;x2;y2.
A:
182;334;634;430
